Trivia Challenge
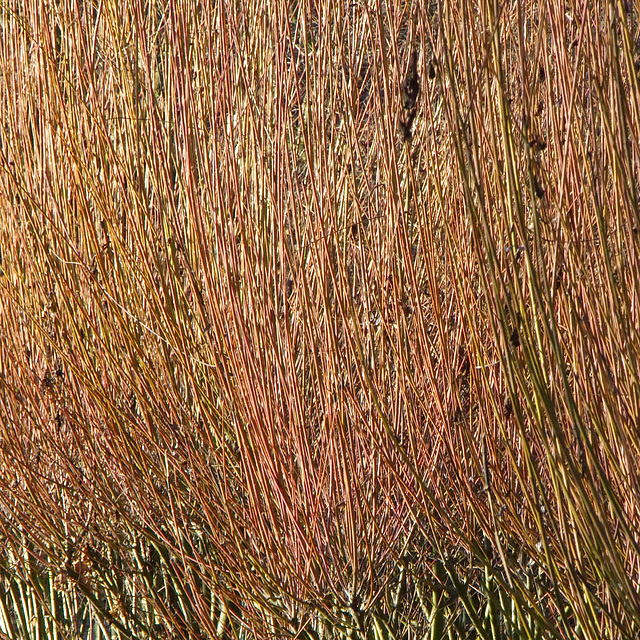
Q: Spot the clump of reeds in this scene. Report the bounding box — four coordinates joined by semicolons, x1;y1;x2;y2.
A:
1;1;640;638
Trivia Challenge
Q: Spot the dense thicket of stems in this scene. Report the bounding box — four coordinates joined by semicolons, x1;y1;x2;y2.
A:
1;1;639;638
